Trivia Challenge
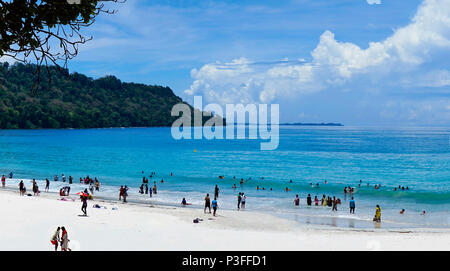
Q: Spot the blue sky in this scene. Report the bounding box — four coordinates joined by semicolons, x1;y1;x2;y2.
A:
66;0;449;126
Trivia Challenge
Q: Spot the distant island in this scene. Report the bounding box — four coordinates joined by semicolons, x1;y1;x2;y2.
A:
280;122;344;126
0;62;220;129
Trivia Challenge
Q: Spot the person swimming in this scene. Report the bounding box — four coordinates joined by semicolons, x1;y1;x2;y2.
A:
400;209;405;214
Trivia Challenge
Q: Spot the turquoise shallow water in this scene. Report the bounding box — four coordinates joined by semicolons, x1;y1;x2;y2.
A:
0;126;449;229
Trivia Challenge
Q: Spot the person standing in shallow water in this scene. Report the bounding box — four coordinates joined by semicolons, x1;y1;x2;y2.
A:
373;205;381;222
214;185;219;199
1;174;5;188
349;197;356;214
294;194;300;206
237;192;242;210
204;193;211;213
241;193;246;209
307;194;312;206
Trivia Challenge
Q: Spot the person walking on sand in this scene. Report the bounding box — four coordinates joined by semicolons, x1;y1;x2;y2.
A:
214;185;219;199
212;197;218;216
119;186;124;201
123;186;129;203
60;227;71;251
19;180;25;196
204;193;211;213
349;197;355;214
45;178;49;192
81;194;88;216
1;174;5;188
373;205;381;223
50;227;61;251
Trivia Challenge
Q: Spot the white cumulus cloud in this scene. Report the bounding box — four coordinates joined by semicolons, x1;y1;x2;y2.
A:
185;0;450;108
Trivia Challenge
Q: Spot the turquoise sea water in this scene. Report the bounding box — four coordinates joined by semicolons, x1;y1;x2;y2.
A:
0;126;449;229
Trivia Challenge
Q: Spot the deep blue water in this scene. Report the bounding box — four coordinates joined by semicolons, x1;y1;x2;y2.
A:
0;126;449;229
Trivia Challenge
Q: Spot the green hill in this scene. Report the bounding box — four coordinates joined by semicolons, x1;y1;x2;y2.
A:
0;62;214;129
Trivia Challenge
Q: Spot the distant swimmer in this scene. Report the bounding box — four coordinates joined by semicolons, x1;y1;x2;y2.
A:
232;184;237;189
324;180;328;184
290;180;293;183
285;187;291;192
400;209;405;214
316;183;319;188
240;179;244;185
421;210;426;215
256;186;259;190
294;194;300;206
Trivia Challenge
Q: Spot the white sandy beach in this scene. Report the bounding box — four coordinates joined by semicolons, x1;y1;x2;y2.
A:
0;188;448;251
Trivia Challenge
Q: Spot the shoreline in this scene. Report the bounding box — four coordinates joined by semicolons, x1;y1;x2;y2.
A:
1;182;448;234
1;186;449;250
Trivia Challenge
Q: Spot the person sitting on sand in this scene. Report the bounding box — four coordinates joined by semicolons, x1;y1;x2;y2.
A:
400;209;405;214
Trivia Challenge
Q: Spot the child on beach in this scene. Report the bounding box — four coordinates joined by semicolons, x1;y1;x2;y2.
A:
294;194;300;206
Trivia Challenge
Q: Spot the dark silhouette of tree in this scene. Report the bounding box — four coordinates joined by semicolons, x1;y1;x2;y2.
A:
0;0;124;89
